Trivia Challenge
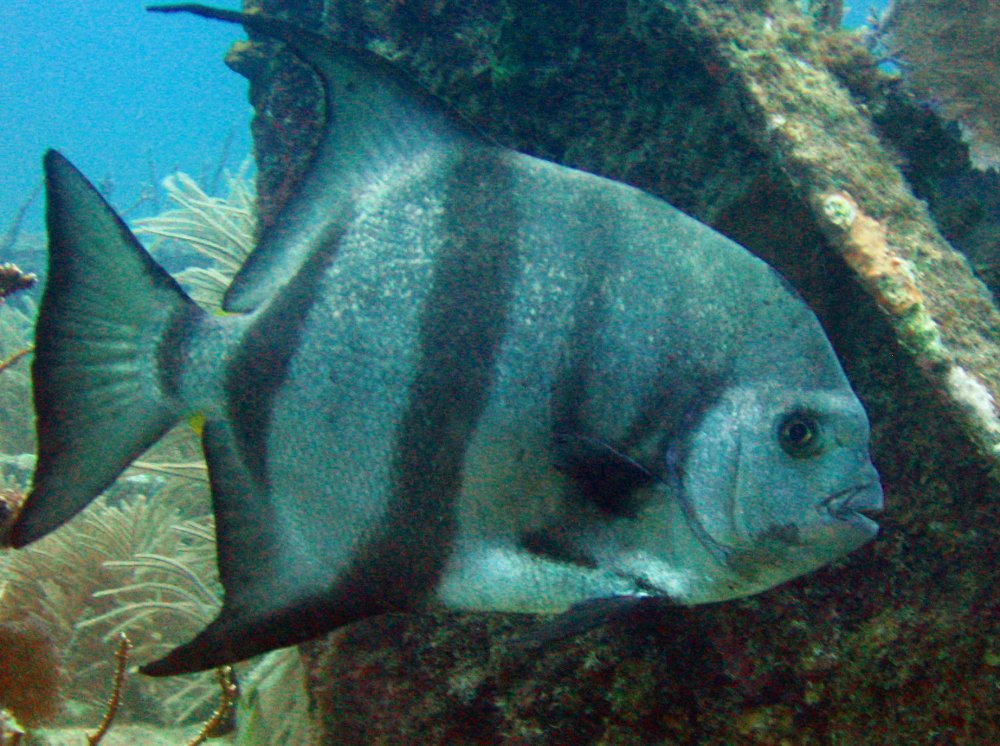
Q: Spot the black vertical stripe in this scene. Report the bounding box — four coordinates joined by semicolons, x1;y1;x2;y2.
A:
157;300;200;401
546;199;689;510
618;369;725;458
224;230;343;486
335;146;521;613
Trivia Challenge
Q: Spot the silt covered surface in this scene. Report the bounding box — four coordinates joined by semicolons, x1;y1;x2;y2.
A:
230;0;999;741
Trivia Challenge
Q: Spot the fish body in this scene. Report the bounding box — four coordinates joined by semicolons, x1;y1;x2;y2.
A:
8;6;882;675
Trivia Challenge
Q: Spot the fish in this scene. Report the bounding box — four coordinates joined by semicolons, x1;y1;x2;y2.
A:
6;4;883;676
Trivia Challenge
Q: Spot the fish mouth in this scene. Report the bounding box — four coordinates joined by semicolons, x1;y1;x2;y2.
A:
821;482;883;533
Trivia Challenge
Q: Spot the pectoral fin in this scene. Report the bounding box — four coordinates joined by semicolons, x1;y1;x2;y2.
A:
553;433;655;518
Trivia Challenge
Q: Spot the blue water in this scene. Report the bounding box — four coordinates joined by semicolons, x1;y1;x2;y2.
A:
0;1;248;237
843;1;885;30
0;1;890;242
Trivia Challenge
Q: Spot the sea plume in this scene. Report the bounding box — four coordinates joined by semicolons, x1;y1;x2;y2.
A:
133;161;255;311
0;471;223;726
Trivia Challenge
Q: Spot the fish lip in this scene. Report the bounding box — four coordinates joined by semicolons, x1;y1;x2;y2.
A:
821;482;883;530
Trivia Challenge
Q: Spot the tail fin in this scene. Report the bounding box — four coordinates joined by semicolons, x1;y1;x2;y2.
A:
8;151;202;547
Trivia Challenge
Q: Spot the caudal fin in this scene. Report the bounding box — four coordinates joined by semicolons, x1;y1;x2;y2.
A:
8;151;202;547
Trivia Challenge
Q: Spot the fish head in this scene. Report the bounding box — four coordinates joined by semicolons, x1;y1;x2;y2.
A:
673;382;883;599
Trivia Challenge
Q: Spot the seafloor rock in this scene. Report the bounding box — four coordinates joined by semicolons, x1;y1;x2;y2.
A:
230;0;999;742
876;0;1000;171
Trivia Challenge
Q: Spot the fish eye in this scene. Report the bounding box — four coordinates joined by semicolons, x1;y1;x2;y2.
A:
777;411;823;458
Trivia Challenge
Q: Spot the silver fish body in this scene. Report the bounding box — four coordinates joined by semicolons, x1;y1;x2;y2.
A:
8;6;882;675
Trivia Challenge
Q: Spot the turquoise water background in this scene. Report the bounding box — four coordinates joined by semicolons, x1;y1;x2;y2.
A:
0;1;247;234
0;1;885;237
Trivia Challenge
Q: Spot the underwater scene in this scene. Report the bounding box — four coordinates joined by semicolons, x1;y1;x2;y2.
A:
1;1;998;744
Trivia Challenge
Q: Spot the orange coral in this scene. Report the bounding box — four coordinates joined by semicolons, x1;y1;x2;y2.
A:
0;618;62;727
815;191;924;316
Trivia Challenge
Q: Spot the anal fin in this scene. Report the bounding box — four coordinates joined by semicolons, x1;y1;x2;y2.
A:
142;419;390;675
142;422;320;675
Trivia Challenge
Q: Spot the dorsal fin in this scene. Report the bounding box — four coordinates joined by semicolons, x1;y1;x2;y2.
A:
150;4;477;312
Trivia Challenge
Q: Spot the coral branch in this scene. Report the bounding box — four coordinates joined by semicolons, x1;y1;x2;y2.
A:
0;347;32;375
880;0;1000;170
86;633;132;746
186;666;238;746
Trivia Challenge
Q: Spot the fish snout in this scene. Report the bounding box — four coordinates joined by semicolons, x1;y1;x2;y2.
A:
821;481;883;534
